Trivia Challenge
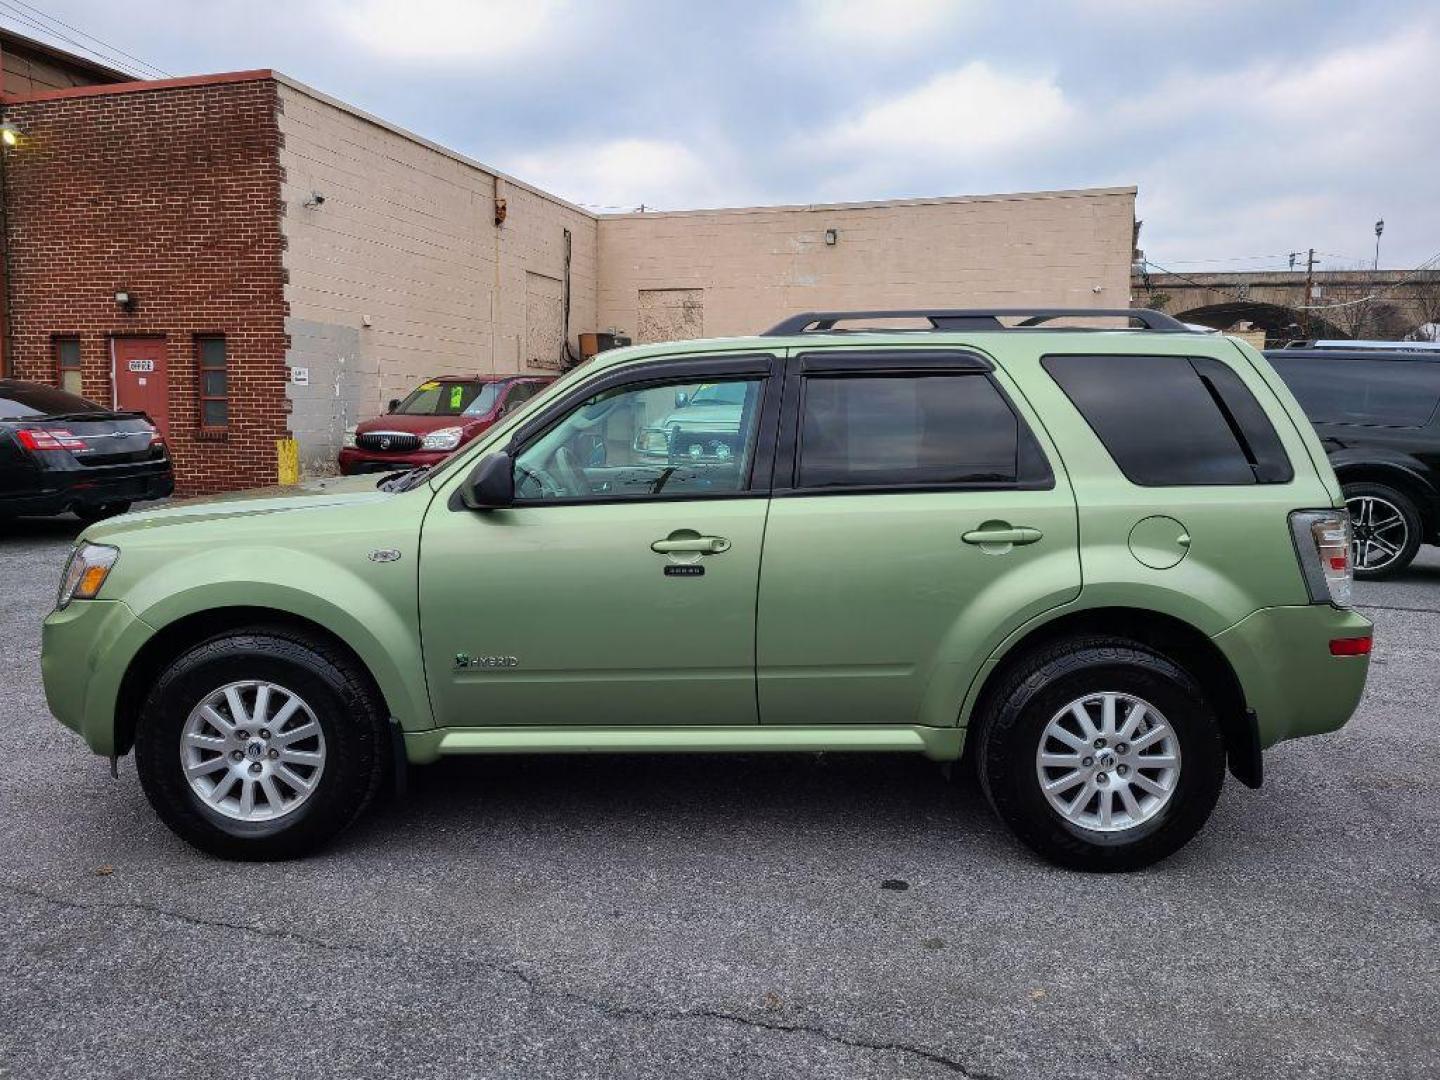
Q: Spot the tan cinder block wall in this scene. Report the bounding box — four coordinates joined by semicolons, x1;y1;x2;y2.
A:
596;188;1136;340
275;76;597;471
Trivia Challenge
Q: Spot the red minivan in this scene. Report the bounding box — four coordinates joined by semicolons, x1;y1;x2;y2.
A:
338;374;553;475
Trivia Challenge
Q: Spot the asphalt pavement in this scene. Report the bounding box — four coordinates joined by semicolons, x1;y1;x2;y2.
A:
1;515;1436;1080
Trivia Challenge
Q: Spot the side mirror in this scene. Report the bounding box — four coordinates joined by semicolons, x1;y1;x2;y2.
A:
674;391;689;409
387;398;401;413
460;452;515;511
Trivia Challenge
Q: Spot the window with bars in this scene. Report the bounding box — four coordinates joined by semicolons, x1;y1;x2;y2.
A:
197;335;228;429
54;336;82;397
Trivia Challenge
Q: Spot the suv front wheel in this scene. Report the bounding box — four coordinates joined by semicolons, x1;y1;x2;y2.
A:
135;628;388;860
976;637;1226;872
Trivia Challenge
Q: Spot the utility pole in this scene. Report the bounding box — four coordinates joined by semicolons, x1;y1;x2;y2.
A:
1302;248;1318;340
1374;219;1384;270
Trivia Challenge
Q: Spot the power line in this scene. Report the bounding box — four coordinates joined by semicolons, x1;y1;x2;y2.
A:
5;0;171;76
0;1;170;79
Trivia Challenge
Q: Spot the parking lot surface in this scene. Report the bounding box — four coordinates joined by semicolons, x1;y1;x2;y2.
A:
1;516;1437;1080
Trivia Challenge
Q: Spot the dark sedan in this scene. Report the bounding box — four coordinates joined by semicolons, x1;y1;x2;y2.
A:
0;380;173;523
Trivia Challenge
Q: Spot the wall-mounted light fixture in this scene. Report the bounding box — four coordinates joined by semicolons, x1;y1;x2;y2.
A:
115;290;138;313
494;196;508;227
824;228;838;246
1;121;22;148
302;191;326;209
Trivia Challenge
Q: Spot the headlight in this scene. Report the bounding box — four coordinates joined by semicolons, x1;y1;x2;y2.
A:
57;543;120;610
633;428;671;454
421;427;464;451
342;427;357;448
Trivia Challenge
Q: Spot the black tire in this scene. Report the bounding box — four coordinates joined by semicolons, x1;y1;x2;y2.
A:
134;627;388;860
74;501;131;524
975;636;1225;872
1343;481;1423;581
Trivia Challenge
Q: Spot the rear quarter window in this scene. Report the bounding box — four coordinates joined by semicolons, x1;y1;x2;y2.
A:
1268;356;1440;428
1042;354;1294;486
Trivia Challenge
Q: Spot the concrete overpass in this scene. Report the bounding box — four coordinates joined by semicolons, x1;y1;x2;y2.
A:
1130;267;1440;345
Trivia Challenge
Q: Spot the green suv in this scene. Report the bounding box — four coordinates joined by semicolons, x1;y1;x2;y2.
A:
41;309;1373;870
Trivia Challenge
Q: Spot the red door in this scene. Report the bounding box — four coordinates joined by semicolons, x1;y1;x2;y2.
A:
113;337;169;436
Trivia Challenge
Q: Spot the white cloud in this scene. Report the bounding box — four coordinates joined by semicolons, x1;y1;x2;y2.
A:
328;0;571;63
505;137;748;211
815;62;1073;162
799;0;977;47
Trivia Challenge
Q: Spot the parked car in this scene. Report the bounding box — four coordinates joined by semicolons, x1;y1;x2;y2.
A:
632;381;750;462
1267;346;1440;579
42;308;1370;870
338;374;553;475
0;379;172;523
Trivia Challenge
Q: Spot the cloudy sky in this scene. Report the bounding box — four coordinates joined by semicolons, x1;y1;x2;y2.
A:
12;0;1440;271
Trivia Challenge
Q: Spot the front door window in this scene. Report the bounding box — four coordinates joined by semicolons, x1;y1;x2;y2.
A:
513;377;765;501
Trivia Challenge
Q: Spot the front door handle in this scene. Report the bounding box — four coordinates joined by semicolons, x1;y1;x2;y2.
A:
652;535;732;555
962;525;1044;546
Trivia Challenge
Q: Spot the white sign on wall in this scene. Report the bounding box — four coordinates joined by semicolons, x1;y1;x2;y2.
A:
291;367;310;386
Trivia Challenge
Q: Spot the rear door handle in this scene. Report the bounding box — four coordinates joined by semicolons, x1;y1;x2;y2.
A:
962;526;1044;546
652;535;732;554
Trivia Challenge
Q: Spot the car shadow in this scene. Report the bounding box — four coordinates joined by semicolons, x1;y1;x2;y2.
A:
0;515;85;545
339;750;1021;863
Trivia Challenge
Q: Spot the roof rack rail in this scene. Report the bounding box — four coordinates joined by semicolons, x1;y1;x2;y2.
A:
761;308;1192;336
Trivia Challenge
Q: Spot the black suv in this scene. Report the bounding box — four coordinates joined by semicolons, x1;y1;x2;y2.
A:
0;380;173;523
1267;347;1440;578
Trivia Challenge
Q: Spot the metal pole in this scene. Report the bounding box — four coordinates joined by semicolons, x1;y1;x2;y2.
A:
1302;248;1317;340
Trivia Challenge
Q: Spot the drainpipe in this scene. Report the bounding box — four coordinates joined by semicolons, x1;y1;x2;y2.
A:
0;109;12;379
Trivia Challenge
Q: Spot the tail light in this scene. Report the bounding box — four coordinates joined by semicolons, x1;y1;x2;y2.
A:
1289;509;1353;608
16;428;86;452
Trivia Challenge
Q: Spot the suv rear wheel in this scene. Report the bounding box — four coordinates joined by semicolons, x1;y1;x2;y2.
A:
1343;481;1422;580
975;637;1225;872
135;628;388;860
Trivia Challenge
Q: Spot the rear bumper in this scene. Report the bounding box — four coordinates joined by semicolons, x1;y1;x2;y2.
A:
338;447;450;475
1212;604;1373;749
0;467;172;516
42;598;156;757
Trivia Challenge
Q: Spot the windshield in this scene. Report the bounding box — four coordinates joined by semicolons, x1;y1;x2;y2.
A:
0;381;107;419
394;380;501;417
687;383;749;407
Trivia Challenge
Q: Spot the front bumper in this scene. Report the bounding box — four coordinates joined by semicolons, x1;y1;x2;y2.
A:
1212;604;1373;749
338;447;450;475
42;598;155;757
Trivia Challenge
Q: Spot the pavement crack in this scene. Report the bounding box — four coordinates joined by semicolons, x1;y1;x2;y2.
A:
491;958;996;1078
0;881;384;958
2;881;994;1077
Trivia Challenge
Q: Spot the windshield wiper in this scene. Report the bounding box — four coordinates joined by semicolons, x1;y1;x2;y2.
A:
378;465;434;492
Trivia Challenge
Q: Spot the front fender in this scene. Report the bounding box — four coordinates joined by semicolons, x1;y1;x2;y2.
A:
118;545;432;735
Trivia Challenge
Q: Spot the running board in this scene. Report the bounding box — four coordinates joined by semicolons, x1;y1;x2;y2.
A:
404;725;965;764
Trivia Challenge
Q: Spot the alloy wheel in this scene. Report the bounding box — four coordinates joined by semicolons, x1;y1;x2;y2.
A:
1346;495;1409;573
179;680;327;822
1034;692;1181;833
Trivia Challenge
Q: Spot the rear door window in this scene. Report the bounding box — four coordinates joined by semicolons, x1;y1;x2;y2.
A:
1042;354;1294;486
795;373;1051;490
1269;356;1440;428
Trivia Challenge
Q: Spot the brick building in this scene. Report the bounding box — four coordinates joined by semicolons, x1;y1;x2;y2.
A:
0;56;1135;494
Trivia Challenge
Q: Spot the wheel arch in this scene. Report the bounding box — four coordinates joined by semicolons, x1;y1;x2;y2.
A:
114;606;395;757
964;605;1258;787
1331;459;1439;534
